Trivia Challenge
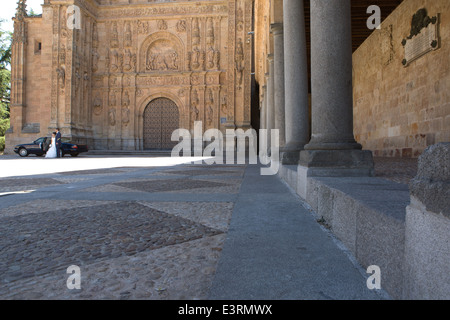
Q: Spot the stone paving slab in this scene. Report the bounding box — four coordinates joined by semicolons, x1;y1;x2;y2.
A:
0;157;391;300
0;161;243;300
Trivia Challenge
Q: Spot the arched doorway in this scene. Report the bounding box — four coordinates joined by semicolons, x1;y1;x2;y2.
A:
143;98;180;150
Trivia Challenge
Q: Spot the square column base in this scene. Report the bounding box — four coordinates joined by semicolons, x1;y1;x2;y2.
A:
299;149;375;176
296;149;374;200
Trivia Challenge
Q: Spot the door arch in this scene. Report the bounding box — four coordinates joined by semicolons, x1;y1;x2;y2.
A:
143;97;180;150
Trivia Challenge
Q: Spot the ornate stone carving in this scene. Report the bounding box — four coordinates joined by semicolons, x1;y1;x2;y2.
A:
93;95;102;115
110;49;123;73
92;22;99;48
56;67;65;89
110;22;119;48
59;45;66;65
124;22;132;47
109;90;116;106
109;108;116;126
122;107;130;126
122;90;130;107
206;88;214;126
192;18;201;46
235;38;245;87
146;40;179;71
92;48;99;72
206;18;215;46
123;49;136;72
137;20;149;34
191;89;200;121
157;20;168;31
236;6;244;32
176;20;187;33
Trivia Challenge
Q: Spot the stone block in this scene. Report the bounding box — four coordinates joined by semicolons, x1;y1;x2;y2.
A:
356;203;405;300
409;142;450;217
404;200;450;300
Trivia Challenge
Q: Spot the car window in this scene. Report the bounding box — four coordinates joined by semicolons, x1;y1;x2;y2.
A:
34;137;45;144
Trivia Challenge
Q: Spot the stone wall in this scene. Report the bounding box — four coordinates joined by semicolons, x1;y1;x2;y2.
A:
353;0;450;158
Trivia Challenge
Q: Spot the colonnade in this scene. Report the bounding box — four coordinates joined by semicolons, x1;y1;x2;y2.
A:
260;0;373;175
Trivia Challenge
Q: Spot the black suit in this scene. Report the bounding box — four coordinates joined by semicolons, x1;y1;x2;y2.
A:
55;131;62;158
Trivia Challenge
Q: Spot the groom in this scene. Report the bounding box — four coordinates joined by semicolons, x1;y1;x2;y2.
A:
55;128;62;158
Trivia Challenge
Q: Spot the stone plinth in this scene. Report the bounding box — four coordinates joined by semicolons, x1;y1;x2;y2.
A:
404;142;450;300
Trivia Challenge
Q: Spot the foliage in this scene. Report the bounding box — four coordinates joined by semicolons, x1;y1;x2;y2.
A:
0;19;11;152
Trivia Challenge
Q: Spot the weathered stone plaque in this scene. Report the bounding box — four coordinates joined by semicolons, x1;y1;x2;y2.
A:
402;9;440;67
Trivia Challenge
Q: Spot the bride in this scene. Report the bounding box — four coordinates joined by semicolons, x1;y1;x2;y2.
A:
45;132;58;158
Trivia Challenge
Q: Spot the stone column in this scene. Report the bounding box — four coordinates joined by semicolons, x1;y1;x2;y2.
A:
266;55;275;154
281;0;310;164
299;0;373;176
270;23;285;148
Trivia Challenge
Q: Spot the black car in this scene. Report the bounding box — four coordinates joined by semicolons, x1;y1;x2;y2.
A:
14;137;89;157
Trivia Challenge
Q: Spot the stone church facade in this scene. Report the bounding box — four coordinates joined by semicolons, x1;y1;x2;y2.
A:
6;0;253;150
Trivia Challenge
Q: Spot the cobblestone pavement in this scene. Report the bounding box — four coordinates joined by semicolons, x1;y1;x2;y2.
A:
0;155;416;299
0;161;243;299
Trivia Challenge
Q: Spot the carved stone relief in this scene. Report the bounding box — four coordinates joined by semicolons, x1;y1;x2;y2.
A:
146;40;179;71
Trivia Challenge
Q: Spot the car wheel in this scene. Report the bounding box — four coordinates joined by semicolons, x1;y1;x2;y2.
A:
18;148;29;157
71;153;79;157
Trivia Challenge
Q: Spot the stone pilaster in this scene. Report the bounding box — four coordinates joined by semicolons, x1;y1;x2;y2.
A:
270;23;285;148
266;54;275;155
299;0;373;176
281;0;310;164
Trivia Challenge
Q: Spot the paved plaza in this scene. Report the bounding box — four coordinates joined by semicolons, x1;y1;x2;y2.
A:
0;154;415;300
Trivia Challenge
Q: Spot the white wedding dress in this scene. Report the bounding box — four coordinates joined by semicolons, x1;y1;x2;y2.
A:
45;137;57;158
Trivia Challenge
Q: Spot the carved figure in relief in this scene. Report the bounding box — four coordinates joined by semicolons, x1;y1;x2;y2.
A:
56;67;65;89
235;38;245;87
59;45;66;65
137;20;149;34
191;90;200;121
109;108;116;126
123;49;136;72
206;18;215;46
191;46;201;70
109;91;116;106
122;107;130;125
221;94;227;111
207;105;214;126
146;39;180;71
206;89;214;126
124;22;132;47
192;18;200;46
176;20;186;33
93;95;102;115
110;22;119;48
111;50;119;72
122;90;130;107
157;20;168;31
92;23;99;48
207;47;215;70
92;49;99;72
